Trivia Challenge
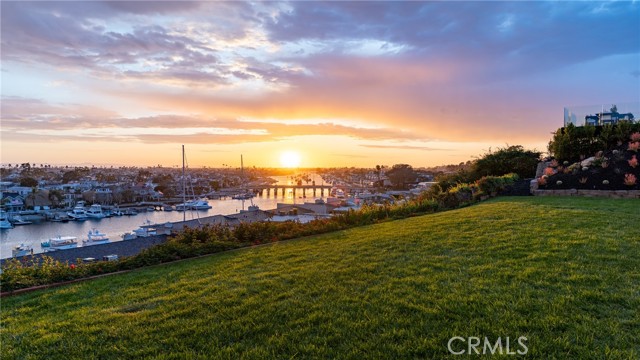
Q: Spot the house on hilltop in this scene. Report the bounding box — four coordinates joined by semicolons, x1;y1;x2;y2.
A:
585;105;635;126
564;103;638;127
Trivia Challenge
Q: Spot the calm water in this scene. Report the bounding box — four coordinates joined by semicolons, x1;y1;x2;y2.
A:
1;175;328;259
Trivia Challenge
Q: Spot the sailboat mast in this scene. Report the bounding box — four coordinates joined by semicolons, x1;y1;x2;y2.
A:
182;145;186;223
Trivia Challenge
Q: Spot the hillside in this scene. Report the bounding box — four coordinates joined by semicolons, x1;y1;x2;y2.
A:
1;197;639;359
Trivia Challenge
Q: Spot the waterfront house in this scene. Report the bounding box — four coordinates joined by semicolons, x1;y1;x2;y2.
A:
0;192;25;212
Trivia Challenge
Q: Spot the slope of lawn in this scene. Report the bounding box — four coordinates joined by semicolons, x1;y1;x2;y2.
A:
1;197;639;359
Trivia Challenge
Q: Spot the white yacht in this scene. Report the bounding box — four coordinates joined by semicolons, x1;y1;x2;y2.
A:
12;243;33;257
82;228;110;246
0;212;13;229
132;220;157;237
85;204;106;219
67;205;88;221
190;198;212;210
41;235;78;251
11;215;33;226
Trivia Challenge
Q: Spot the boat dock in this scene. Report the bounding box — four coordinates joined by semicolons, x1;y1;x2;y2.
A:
1;209;270;266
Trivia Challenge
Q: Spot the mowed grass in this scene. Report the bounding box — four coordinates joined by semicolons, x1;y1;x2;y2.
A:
1;197;639;359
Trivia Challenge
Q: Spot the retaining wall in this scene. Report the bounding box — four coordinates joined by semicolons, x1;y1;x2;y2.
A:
532;189;640;198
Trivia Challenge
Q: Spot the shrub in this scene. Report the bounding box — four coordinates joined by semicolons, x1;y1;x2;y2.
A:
548;122;640;162
472;145;541;179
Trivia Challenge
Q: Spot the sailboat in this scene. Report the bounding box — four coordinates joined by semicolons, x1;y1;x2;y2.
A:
175;146;211;221
233;154;255;200
236;154;259;212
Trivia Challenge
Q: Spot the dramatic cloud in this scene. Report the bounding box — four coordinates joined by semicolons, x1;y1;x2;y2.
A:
1;1;638;167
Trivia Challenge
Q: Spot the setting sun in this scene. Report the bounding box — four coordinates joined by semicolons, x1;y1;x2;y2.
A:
280;151;302;168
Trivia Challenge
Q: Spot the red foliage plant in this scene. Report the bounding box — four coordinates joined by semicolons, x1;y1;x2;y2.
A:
624;173;637;186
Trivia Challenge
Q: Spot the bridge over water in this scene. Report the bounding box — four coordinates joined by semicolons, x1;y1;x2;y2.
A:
217;184;376;198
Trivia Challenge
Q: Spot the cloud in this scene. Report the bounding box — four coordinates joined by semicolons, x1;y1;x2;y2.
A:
1;97;430;144
360;144;450;151
266;1;639;79
1;1;638;165
104;1;203;15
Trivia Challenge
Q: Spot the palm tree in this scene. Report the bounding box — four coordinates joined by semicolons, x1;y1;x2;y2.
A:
26;187;38;209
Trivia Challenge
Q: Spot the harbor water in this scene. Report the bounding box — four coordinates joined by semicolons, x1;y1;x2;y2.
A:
1;175;328;259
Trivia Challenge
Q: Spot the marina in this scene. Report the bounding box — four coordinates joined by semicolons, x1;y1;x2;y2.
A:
0;183;326;259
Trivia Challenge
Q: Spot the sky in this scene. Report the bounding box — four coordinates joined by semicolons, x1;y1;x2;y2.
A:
1;1;639;168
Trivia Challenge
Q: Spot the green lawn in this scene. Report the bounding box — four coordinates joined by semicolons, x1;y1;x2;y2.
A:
1;197;639;359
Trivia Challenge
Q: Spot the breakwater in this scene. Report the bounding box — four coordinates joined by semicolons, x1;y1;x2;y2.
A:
1;235;168;267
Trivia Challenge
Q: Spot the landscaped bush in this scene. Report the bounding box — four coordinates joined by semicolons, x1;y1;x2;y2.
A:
472;146;541;178
431;146;537;196
539;131;640;190
548;122;640;163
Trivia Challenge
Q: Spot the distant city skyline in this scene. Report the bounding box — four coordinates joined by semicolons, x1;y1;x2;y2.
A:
1;1;639;168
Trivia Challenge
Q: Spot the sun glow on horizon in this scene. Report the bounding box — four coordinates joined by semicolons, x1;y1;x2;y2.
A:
279;151;302;168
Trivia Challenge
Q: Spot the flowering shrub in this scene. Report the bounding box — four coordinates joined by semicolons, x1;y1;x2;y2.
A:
549;159;559;168
543;167;555;176
629;142;640;152
631;132;640;142
537;176;547;186
624;173;637;186
629;155;638;168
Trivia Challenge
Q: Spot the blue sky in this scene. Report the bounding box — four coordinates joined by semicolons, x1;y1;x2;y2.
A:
1;1;638;167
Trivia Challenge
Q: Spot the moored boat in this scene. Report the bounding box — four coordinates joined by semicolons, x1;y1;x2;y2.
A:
82;228;110;246
67;205;88;221
11;215;33;226
0;212;13;229
232;193;254;200
123;208;138;216
41;235;78;252
49;213;71;222
12;243;33;257
111;208;124;216
190;198;212;210
85;204;106;219
132;220;157;237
